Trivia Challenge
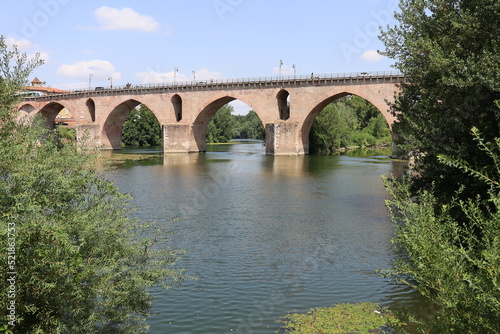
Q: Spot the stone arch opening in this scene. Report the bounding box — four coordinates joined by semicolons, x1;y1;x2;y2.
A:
102;100;161;149
302;93;392;155
277;89;290;121
86;98;96;122
171;94;182;122
19;103;36;114
18;104;36;119
38;102;67;129
192;96;263;152
229;100;265;143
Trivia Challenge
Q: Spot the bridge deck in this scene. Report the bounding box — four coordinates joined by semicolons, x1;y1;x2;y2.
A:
23;71;406;101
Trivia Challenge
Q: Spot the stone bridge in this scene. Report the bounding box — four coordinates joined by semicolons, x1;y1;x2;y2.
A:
18;71;405;155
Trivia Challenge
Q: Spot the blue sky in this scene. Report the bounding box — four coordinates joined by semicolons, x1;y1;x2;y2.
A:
2;0;400;112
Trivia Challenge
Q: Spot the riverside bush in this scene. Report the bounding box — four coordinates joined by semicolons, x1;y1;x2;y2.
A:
0;35;185;334
384;128;500;333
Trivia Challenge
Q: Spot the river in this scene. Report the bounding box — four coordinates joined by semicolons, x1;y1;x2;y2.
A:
105;141;426;334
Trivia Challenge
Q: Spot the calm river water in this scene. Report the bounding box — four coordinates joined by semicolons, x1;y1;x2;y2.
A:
105;142;426;334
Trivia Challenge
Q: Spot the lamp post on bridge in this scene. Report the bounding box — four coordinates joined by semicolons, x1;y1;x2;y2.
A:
89;74;93;89
292;64;296;78
192;70;196;83
279;59;283;80
174;67;178;84
108;76;113;89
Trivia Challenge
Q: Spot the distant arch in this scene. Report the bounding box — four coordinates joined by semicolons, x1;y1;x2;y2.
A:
171;94;182;122
276;89;290;120
86;98;96;122
18;103;36;117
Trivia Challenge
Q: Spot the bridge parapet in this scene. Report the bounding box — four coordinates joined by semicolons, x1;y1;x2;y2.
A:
21;71;406;102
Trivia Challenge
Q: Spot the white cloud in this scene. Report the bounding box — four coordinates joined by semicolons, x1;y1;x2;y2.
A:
360;49;384;62
5;37;33;51
194;68;224;81
57;60;121;81
136;68;224;84
93;6;161;32
38;52;50;63
5;36;50;63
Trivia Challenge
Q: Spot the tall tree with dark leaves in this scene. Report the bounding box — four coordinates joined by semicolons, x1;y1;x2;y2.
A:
380;0;500;204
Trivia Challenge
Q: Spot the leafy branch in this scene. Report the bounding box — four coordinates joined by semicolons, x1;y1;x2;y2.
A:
438;126;500;189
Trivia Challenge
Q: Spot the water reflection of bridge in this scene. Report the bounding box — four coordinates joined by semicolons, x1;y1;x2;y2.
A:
18;72;405;155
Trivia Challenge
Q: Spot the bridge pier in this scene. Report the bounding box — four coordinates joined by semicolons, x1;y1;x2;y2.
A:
265;122;304;156
162;124;193;153
76;124;101;148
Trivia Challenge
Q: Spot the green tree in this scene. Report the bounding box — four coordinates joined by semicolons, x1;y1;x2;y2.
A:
233;110;265;140
309;101;356;154
384;128;500;333
380;0;500;204
309;96;391;154
0;36;184;333
206;104;237;143
122;104;161;147
379;2;500;331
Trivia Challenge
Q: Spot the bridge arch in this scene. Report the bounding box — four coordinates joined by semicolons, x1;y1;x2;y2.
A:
192;95;263;151
18;103;36;119
300;92;393;154
101;99;161;149
38;102;68;129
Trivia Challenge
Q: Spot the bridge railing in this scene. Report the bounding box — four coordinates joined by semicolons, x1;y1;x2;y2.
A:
23;71;405;100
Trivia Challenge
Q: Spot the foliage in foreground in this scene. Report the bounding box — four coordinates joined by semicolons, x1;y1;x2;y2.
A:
384;128;500;333
309;96;392;154
0;36;185;334
278;302;402;334
380;0;500;206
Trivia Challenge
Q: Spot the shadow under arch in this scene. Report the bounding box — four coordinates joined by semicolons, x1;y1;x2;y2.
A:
38;102;67;129
101;99;161;149
192;96;263;152
301;92;393;154
18;103;36;117
171;94;183;122
86;98;96;122
276;89;290;120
